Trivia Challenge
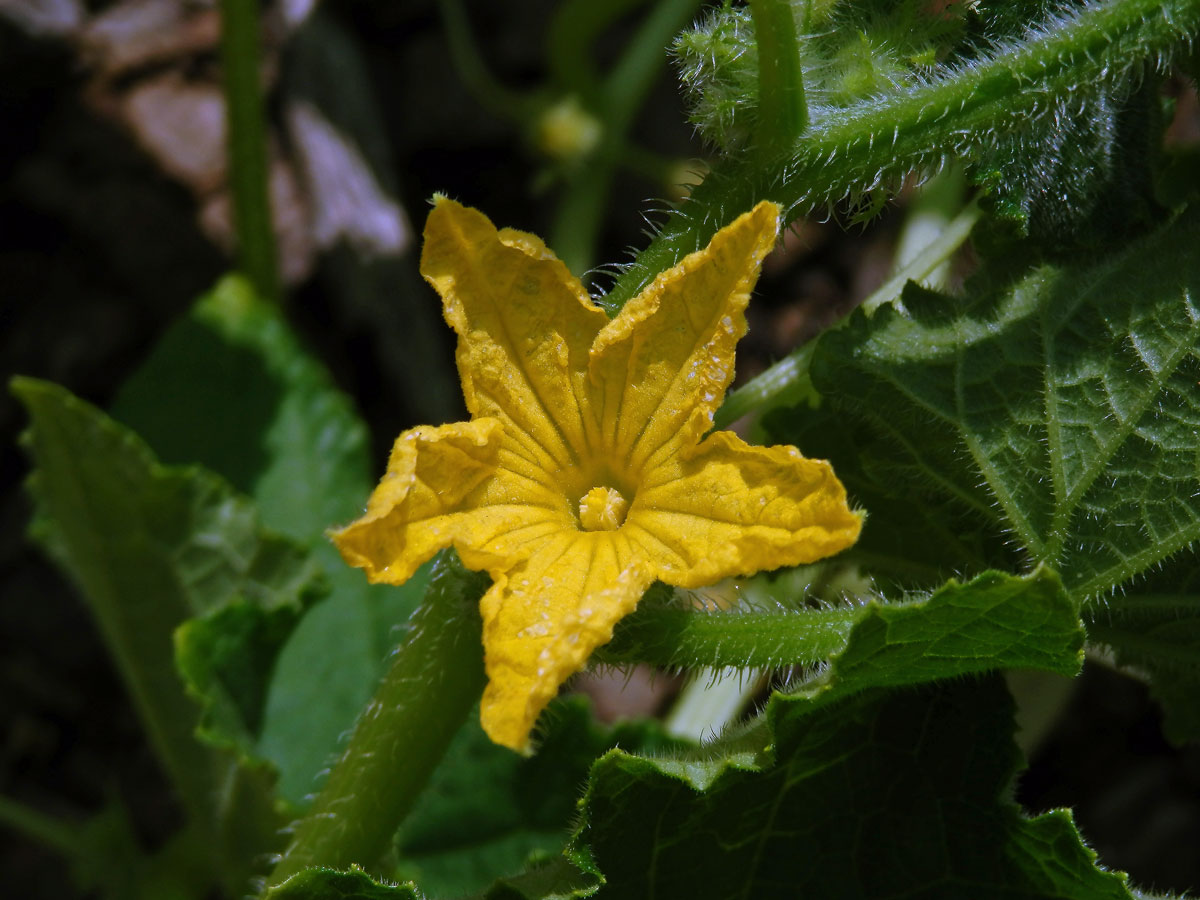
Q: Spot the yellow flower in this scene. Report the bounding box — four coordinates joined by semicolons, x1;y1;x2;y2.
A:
333;197;862;752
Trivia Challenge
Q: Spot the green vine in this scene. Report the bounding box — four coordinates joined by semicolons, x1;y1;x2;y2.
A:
269;553;489;884
218;0;279;303
600;0;1200;313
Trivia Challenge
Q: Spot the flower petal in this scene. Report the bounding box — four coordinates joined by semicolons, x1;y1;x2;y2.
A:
478;530;654;752
626;430;863;588
332;418;569;584
587;202;779;475
421;197;610;472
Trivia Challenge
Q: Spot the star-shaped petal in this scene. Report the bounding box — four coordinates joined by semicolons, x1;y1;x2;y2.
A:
333;197;862;752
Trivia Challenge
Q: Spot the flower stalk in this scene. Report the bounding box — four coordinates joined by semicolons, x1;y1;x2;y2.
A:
218;0;279;303
269;553;489;885
748;0;807;155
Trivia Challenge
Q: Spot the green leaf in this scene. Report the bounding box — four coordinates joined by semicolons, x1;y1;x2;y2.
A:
821;567;1082;688
110;273;386;591
12;376;311;889
768;204;1200;603
1086;552;1200;743
765;395;1010;588
175;598;311;756
264;867;421;900
392;697;683;899
479;856;596;900
562;569;1093;898
112;275;429;805
573;676;1132;899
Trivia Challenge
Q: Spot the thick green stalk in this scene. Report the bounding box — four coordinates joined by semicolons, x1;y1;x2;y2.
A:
605;0;1200;309
269;554;489;884
219;0;279;303
748;0;807;154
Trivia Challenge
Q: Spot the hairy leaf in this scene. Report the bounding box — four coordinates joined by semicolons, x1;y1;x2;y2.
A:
264;868;421;900
769;204;1200;603
973;76;1167;252
479;856;598;900
1086;551;1200;742
574;677;1131;899
558;568;1091;897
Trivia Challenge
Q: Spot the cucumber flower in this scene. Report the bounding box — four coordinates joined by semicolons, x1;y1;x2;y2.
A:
333;197;862;752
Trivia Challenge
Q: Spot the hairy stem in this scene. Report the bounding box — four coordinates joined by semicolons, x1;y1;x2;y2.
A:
598;602;865;670
269;553;489;884
605;0;1200;309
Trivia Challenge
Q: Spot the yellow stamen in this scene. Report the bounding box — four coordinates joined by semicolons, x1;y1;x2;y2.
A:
578;486;628;531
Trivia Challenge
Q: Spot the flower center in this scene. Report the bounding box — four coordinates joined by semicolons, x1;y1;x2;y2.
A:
578;486;628;531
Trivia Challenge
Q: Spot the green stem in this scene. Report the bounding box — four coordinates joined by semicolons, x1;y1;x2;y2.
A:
437;0;533;120
748;0;808;154
269;553;489;884
715;342;816;431
547;0;648;99
862;195;980;314
598;602;864;670
219;0;279;303
605;0;1200;309
551;163;616;278
0;795;79;856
